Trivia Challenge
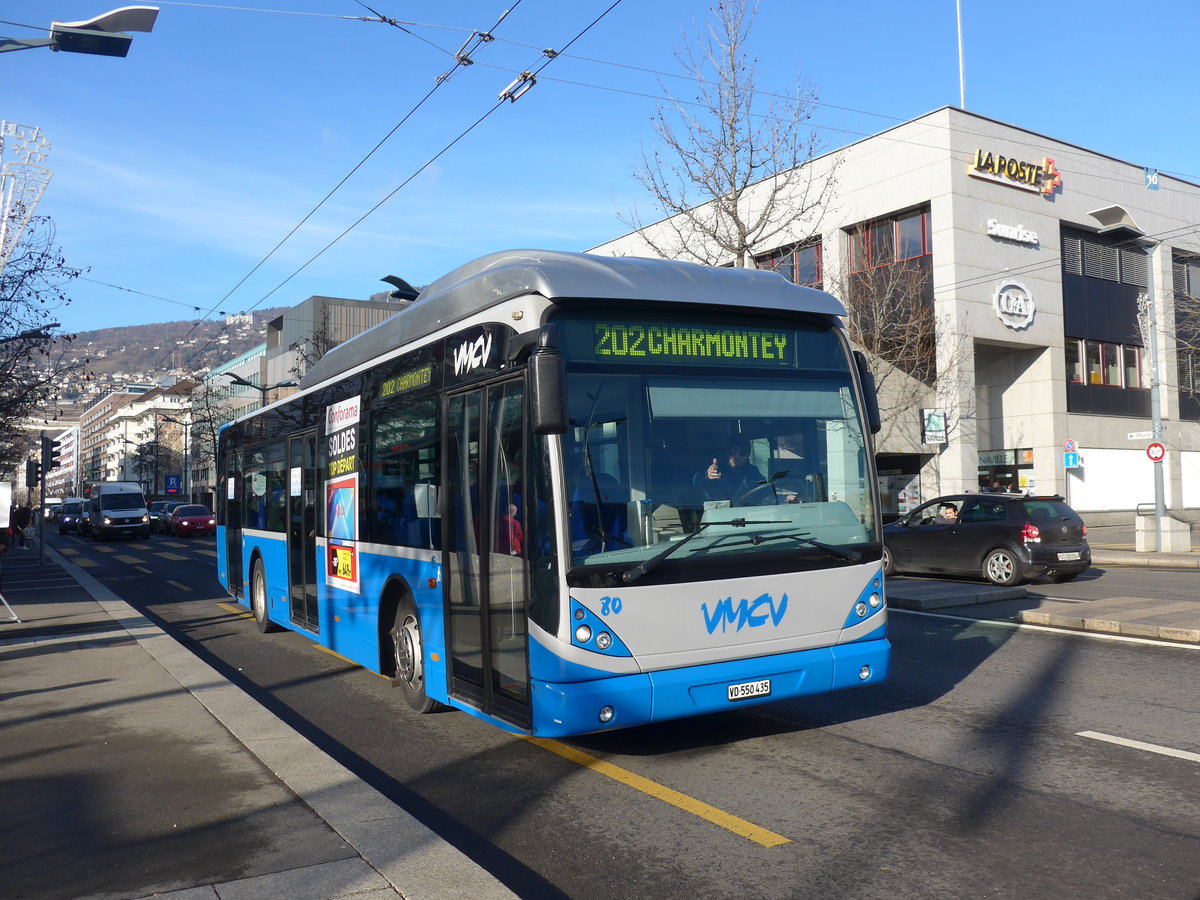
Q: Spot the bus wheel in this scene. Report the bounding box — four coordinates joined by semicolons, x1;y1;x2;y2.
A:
390;600;442;713
250;560;279;633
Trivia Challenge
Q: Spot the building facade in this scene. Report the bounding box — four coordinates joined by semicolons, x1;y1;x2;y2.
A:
591;107;1200;522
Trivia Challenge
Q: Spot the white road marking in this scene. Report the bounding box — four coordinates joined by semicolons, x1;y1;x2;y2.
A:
1077;731;1200;764
893;608;1200;650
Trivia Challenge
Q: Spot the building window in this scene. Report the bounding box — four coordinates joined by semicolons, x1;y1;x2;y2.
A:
848;208;931;272
1068;337;1144;389
1066;338;1083;383
755;240;822;288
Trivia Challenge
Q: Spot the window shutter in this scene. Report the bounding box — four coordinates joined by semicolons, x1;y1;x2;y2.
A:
1083;237;1118;281
1119;247;1148;288
1061;232;1082;275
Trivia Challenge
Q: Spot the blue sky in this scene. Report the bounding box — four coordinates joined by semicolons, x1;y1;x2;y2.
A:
4;0;1199;336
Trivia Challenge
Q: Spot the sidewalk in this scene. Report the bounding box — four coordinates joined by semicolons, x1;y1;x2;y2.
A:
886;524;1200;645
0;545;516;900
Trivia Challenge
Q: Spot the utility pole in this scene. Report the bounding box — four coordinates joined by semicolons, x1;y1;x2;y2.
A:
1143;243;1166;552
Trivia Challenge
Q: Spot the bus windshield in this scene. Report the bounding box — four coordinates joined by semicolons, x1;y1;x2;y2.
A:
556;310;877;574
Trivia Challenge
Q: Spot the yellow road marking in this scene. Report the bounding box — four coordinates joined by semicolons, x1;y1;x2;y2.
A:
59;547;78;555
197;549;218;557
166;580;192;592
114;555;141;564
74;558;98;568
217;602;252;619
95;546;116;553
313;644;390;680
127;543;151;550
522;736;790;847
155;552;188;561
136;566;153;574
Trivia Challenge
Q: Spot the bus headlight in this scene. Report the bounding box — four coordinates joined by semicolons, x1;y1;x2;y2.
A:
598;706;615;723
595;631;613;650
868;593;882;608
859;665;872;680
855;601;868;617
575;625;592;643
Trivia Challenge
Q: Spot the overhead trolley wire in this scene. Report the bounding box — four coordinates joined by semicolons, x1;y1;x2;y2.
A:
171;0;626;377
144;1;525;377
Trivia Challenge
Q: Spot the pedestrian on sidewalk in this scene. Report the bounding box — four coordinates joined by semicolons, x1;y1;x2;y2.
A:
13;505;32;550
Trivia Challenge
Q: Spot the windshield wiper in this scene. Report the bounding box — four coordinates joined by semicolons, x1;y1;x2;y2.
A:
622;518;778;585
698;530;862;562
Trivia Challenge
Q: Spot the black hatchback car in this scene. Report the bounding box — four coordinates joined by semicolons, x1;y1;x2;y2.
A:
883;493;1090;586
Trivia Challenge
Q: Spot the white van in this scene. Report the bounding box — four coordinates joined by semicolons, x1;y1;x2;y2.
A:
85;482;151;540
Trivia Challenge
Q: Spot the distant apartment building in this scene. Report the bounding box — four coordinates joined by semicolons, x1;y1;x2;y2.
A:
264;295;402;388
44;425;81;498
79;385;153;484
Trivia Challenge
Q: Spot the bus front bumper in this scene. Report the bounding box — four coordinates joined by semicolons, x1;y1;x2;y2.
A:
531;637;890;737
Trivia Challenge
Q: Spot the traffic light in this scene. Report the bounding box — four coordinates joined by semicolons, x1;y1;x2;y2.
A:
25;457;42;488
41;435;62;471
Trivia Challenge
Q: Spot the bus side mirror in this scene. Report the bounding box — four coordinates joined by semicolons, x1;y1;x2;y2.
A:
853;350;882;435
529;324;568;435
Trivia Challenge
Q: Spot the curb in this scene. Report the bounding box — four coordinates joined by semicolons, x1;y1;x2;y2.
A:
1090;552;1200;569
1014;608;1200;644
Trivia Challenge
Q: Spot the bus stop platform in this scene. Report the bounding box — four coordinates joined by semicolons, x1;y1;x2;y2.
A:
0;547;516;900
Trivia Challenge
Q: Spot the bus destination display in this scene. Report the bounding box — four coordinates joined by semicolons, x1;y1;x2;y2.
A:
592;322;795;367
380;363;433;400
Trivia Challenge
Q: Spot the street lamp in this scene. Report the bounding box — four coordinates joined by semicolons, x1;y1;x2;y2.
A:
121;437;138;484
222;372;298;410
0;323;59;344
161;414;190;501
1;6;159;57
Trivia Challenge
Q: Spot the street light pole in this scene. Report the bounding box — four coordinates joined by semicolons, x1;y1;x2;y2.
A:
1142;241;1166;552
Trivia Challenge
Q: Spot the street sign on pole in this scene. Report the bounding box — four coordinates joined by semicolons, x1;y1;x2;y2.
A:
1064;451;1080;469
1146;443;1165;462
1063;439;1077;452
1127;431;1153;440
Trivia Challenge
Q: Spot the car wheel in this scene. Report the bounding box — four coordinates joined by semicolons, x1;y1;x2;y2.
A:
983;548;1023;587
250;559;279;633
882;545;895;577
390;599;444;713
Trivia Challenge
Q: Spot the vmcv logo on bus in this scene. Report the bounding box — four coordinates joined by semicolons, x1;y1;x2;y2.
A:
453;333;493;376
702;593;790;634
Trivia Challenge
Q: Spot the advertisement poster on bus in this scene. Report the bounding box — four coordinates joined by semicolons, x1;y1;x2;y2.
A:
325;395;361;593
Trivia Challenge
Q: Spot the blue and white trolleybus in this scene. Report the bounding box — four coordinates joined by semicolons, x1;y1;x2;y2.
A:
216;250;888;737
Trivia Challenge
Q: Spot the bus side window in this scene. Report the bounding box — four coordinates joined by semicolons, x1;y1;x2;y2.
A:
370;396;440;549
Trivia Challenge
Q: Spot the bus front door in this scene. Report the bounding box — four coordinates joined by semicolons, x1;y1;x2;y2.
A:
444;379;531;729
287;431;319;631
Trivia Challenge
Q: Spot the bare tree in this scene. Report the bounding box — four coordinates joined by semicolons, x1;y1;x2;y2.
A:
0;216;86;470
1172;254;1200;402
288;308;336;381
189;376;234;494
621;0;835;267
833;240;972;449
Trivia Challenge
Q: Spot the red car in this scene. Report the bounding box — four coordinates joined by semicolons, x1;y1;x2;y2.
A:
168;504;216;537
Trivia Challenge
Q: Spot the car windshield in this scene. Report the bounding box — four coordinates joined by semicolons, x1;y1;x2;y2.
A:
555;308;877;575
102;493;145;511
63;502;83;514
178;506;210;516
